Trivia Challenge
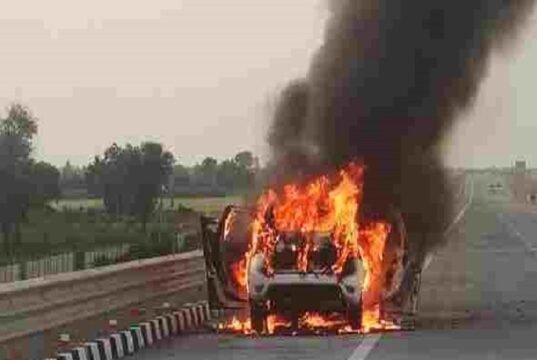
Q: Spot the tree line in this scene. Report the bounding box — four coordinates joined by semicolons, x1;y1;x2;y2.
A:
66;147;258;231
0;104;60;253
0;103;259;252
61;151;259;198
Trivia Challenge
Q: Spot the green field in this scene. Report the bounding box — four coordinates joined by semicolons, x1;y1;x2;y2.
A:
0;195;245;264
0;204;206;265
51;196;245;215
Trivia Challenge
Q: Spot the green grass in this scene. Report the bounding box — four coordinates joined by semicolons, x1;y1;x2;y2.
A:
0;206;202;266
51;196;244;215
166;196;244;214
51;198;103;209
1;195;245;264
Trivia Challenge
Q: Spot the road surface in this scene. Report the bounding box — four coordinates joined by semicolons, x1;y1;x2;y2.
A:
132;172;537;359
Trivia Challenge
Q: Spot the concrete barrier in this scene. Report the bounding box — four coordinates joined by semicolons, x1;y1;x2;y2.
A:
0;250;206;345
54;300;213;360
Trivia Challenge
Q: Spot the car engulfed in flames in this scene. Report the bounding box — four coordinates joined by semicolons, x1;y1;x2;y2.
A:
200;160;418;335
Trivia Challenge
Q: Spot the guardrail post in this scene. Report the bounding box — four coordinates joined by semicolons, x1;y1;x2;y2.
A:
74;250;85;271
19;259;27;281
177;232;185;252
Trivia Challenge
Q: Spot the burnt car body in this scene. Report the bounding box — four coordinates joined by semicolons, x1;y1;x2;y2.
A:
200;204;420;332
248;231;364;332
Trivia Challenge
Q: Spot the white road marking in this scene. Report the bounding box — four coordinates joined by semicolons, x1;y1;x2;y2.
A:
497;213;537;255
444;178;474;235
346;334;382;360
455;178;466;201
424;176;474;270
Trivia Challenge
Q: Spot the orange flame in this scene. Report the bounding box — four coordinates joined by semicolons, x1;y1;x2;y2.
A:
247;161;364;277
300;312;347;329
225;160;401;334
359;221;391;331
267;314;292;334
230;258;247;289
219;316;252;334
223;209;235;241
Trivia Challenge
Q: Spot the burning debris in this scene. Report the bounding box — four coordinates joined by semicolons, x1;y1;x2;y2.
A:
218;312;400;336
218;313;371;336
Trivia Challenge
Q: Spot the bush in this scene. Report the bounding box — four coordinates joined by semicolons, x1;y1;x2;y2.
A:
119;231;181;261
86;208;98;224
9;205;194;268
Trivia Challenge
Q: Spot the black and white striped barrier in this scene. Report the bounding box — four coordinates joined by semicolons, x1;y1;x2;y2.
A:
51;301;212;360
85;342;100;360
56;346;88;360
95;338;114;360
150;319;163;342
129;326;145;351
118;331;135;355
182;301;211;328
139;322;153;346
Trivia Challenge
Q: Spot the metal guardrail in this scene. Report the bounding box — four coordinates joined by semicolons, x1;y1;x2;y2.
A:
0;231;198;283
0;250;206;344
0;245;130;284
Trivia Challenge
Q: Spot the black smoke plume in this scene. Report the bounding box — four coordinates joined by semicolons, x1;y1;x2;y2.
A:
266;0;536;265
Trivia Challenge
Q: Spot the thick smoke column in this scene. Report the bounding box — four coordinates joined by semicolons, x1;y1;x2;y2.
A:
267;0;536;265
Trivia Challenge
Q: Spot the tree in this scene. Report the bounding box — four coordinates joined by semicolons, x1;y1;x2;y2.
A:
61;161;74;180
30;161;60;205
0;103;38;254
133;142;174;230
86;141;175;231
59;161;87;197
232;151;255;190
193;157;218;187
216;159;239;189
172;164;191;186
85;156;104;198
234;151;254;171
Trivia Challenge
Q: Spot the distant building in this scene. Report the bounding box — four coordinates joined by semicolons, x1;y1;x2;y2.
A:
513;160;527;202
511;160;537;203
515;160;526;172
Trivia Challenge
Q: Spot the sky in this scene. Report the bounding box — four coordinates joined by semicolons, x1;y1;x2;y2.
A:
0;0;536;169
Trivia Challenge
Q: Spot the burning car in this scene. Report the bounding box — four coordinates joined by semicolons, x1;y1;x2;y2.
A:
247;229;364;332
201;161;418;334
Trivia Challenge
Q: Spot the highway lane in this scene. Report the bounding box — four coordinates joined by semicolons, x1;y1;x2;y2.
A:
134;173;537;359
130;333;366;360
366;173;537;359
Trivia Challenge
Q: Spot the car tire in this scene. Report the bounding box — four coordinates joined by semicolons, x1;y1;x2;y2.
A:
347;303;362;330
250;301;267;334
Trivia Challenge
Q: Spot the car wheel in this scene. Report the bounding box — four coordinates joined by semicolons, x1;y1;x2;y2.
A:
250;301;267;334
347;303;362;330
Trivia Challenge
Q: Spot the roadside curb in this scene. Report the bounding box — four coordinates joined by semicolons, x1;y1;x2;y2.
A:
49;300;213;360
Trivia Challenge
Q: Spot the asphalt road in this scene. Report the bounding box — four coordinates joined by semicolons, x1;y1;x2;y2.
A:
133;173;537;359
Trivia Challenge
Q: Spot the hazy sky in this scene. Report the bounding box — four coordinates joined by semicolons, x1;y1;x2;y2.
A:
0;1;536;169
